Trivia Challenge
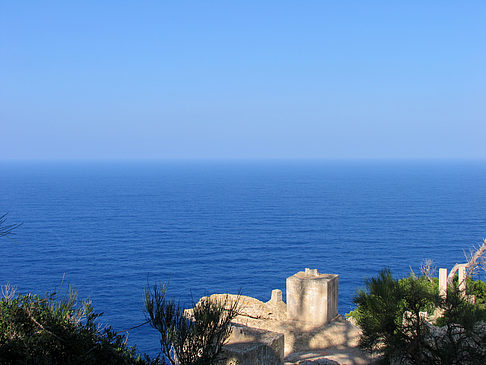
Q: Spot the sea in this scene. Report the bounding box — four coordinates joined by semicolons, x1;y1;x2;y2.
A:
1;160;485;356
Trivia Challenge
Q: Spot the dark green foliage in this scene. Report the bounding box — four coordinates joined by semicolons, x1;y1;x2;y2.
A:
431;283;486;364
396;274;439;364
144;284;239;365
351;269;402;356
350;269;486;364
467;276;486;310
0;287;154;365
351;269;438;363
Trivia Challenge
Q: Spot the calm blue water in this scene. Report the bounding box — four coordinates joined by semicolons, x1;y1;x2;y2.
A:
1;160;485;355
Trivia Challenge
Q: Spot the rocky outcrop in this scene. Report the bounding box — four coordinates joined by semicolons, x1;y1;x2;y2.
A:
199;292;287;321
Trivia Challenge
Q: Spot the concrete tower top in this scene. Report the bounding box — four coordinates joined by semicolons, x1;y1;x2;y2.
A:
292;268;338;281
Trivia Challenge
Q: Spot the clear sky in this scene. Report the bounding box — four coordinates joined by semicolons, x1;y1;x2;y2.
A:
1;1;485;160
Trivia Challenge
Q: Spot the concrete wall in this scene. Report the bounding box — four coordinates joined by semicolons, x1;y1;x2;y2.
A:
286;268;339;327
222;325;284;365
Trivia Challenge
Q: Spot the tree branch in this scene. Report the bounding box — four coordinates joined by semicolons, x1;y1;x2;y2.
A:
448;238;486;283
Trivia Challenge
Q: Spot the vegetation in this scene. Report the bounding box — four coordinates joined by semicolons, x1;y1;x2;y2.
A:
0;285;154;365
432;283;486;364
0;282;240;365
144;284;239;365
348;268;486;364
466;276;486;308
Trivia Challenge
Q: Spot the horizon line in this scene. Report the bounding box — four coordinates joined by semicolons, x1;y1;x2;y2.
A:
0;157;485;163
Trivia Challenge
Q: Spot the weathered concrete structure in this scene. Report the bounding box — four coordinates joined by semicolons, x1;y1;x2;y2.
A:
458;265;466;296
286;268;339;327
439;268;447;298
222;325;284;365
440;265;476;303
190;269;370;364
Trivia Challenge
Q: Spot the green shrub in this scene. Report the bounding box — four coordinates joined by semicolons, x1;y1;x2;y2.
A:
429;282;486;364
350;269;486;364
0;286;153;365
467;276;486;308
350;269;438;363
144;284;239;365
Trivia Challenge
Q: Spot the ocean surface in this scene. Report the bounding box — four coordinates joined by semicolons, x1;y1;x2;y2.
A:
1;160;485;355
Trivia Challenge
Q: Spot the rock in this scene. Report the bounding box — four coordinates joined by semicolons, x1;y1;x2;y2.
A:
191;293;287;321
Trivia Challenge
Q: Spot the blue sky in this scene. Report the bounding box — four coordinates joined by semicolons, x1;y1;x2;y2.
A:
1;1;485;160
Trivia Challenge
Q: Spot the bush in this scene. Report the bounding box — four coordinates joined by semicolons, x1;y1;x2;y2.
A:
144;284;239;365
350;269;438;363
432;283;486;364
467;276;486;309
349;269;486;364
0;285;153;365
